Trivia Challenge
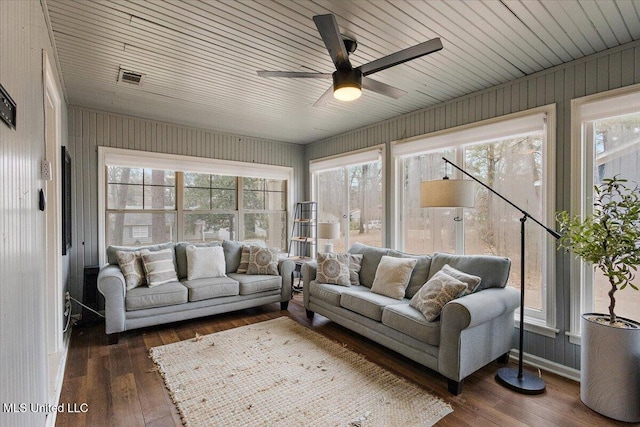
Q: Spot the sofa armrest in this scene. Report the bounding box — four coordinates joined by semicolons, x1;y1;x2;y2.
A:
438;286;520;382
278;258;295;302
301;261;317;308
97;265;127;335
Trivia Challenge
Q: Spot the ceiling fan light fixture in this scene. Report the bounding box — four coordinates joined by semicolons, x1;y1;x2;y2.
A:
332;69;362;101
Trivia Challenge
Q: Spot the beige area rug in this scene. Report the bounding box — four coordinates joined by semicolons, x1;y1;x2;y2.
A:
150;317;452;426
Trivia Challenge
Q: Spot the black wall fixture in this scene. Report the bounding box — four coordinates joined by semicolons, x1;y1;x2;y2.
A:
62;146;72;255
0;83;17;129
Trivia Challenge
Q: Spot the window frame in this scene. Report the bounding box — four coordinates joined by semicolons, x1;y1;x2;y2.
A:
568;83;640;345
391;105;558;336
98;147;294;265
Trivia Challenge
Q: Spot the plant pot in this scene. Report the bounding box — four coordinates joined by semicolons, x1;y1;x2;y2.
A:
580;313;640;423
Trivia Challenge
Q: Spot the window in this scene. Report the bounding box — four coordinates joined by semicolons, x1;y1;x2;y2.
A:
392;106;556;333
310;147;384;252
98;148;293;264
570;87;640;343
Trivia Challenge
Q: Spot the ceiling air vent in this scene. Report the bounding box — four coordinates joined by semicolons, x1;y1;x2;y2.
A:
118;68;144;86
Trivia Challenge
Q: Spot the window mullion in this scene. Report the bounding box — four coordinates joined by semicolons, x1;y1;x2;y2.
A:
176;171;184;242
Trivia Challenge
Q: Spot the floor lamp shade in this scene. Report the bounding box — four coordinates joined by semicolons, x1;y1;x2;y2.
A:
318;222;340;253
420;179;475;208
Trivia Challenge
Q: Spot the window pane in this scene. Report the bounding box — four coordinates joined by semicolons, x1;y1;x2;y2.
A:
317;168;346;252
464;134;545;311
183;213;237;242
184;188;211;209
106;212;176;246
243;177;264;190
107;184;143;209
402;151;456;254
244;212;287;249
348;162;383;248
144;169;175;186
144;186;175;210
107;166;143;185
591;112;640;319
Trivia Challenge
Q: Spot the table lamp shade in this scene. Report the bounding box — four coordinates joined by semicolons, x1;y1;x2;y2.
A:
318;222;340;240
420;179;475;208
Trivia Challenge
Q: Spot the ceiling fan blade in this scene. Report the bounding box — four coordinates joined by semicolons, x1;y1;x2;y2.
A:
358;38;443;76
313;14;352;70
312;85;335;107
257;71;332;79
362;77;407;99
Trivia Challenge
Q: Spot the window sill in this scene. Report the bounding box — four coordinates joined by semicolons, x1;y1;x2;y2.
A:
514;317;560;338
566;331;581;345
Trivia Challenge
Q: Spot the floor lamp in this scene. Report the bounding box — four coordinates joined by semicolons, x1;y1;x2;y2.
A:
421;157;560;395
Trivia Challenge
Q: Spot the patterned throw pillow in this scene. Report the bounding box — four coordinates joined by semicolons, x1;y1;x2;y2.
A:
349;253;364;286
409;270;468;321
370;255;418;300
116;250;146;290
316;253;351;286
440;264;482;295
246;246;279;275
140;248;178;287
186;245;226;280
236;245;251;274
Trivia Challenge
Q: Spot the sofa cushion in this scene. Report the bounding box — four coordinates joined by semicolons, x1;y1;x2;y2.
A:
388;250;432;299
229;273;281;295
409;270;467;321
182;277;239;302
316;252;351;286
347;243;390;287
381;304;441;346
309;281;368;307
125;281;187;311
349;254;363;286
186;245;227;280
340;288;404;321
222;240;245;273
247;246;280;275
107;242;174;266
429;252;511;291
140;248;179;287
175;241;221;279
370;255;418;299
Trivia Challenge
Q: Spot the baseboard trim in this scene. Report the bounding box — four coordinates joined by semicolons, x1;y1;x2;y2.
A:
509;349;581;383
44;327;72;427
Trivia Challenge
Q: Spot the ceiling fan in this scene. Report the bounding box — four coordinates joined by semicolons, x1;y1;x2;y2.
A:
257;14;443;107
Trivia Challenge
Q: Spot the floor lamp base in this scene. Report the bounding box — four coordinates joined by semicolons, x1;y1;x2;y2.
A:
496;367;546;395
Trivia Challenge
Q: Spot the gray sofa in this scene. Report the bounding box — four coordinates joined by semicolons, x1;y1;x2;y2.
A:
98;240;295;344
302;243;520;395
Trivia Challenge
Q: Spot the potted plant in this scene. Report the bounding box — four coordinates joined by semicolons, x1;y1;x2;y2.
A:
556;176;640;423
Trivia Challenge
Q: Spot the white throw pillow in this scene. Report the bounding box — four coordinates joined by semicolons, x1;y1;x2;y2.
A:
409;270;468;321
370;255;418;300
440;264;482;294
186;245;227;280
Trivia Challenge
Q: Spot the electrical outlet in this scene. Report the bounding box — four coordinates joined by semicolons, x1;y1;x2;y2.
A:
41;160;52;181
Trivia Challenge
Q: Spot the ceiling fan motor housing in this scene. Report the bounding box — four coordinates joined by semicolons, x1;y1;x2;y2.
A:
333;68;362;89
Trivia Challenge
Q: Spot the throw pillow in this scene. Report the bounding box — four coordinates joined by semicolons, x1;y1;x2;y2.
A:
236;245;251;273
349;253;363;286
409;270;468;321
140;248;178;287
370;255;418;300
116;250;146;290
440;264;482;295
246;246;279;275
316;253;351;286
186;245;226;280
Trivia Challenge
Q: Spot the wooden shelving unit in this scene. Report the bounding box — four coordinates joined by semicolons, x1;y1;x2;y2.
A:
288;201;317;259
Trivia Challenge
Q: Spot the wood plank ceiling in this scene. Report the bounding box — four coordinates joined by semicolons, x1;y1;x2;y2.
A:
45;0;640;144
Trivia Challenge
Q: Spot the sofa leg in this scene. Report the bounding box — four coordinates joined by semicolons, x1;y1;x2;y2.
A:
447;379;463;395
305;309;314;319
107;333;119;345
497;352;510;364
280;301;289;310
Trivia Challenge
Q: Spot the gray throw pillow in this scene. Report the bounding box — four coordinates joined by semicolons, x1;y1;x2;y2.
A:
349;253;363;286
186;245;226;280
409;270;468;321
317;253;351;286
140;248;178;287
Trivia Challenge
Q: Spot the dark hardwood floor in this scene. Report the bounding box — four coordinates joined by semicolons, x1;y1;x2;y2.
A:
56;294;631;427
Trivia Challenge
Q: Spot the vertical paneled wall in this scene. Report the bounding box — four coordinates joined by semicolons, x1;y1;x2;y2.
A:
305;40;640;370
67;107;305;306
0;1;67;426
